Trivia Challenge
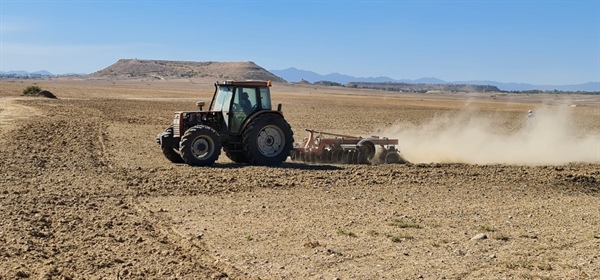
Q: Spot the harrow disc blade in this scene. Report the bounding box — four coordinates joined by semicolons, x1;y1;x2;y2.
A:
319;149;331;163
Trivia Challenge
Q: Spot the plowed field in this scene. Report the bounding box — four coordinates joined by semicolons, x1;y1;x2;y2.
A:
1;79;599;279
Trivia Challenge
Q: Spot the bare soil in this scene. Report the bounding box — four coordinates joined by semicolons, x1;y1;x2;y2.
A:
0;79;599;279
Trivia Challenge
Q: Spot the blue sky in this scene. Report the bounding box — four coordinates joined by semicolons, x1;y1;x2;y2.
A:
1;0;598;85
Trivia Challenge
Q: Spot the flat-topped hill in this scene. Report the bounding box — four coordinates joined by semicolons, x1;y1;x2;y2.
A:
88;59;286;82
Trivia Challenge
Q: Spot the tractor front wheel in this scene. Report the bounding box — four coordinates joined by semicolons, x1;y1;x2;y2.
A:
243;114;294;166
179;125;221;166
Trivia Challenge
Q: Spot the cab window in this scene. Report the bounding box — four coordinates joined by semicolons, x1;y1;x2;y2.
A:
260;87;272;110
212;86;232;111
232;87;257;113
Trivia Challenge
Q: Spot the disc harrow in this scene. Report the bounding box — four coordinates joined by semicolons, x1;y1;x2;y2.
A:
290;129;407;164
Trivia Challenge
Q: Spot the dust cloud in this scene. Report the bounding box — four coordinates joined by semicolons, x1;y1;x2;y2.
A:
383;106;600;165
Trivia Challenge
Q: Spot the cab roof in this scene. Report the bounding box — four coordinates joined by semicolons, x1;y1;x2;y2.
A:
216;80;272;87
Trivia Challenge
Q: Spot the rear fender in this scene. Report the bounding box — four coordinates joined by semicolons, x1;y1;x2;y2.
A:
239;110;284;133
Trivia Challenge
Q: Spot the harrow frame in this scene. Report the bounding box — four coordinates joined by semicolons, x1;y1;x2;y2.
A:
290;129;406;164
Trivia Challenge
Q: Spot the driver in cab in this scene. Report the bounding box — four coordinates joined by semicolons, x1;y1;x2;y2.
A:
239;91;253;113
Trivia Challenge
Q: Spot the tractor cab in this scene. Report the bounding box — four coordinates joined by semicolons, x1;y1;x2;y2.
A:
211;80;273;134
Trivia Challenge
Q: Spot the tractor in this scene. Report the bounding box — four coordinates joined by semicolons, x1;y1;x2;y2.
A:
156;80;294;166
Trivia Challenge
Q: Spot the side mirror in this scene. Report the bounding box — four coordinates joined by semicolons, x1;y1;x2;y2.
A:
196;100;206;111
277;103;282;111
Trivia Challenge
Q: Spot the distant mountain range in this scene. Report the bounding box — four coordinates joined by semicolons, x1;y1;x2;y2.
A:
1;70;53;75
270;67;600;92
0;70;85;77
3;66;598;92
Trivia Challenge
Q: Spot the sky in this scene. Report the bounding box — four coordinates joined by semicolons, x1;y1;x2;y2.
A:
1;0;599;85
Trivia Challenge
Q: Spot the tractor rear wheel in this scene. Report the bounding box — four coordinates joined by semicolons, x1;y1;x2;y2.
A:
179;125;221;166
243;114;293;166
161;126;184;163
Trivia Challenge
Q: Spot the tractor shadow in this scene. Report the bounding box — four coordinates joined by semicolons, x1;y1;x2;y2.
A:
280;162;343;170
210;162;343;171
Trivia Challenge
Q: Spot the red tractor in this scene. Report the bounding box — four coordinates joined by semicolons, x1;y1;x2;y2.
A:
156;81;294;166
